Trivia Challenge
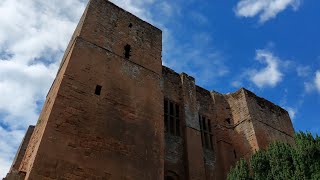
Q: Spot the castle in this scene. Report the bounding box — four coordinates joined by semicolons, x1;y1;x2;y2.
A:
4;0;295;179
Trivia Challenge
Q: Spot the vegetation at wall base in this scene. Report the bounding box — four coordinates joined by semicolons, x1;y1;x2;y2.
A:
227;132;320;180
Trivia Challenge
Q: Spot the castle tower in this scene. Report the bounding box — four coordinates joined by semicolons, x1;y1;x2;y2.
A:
7;0;164;179
5;0;295;179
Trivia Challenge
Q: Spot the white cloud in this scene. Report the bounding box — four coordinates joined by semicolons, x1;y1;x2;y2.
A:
250;50;283;88
315;71;320;92
297;65;311;77
304;71;320;93
158;2;174;17
304;82;315;93
0;127;25;177
164;33;229;86
190;11;209;25
235;0;302;23
109;0;156;22
0;0;87;177
285;107;297;120
0;62;57;129
231;80;243;88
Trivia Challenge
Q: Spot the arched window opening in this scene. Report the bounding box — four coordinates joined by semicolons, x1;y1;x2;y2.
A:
124;44;131;59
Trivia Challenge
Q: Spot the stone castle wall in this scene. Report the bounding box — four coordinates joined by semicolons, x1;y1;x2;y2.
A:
161;67;294;179
5;0;295;179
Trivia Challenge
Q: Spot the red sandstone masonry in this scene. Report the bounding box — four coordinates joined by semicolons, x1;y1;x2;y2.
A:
5;0;295;179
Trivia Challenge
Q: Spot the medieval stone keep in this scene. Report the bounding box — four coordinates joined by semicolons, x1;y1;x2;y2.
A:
4;0;295;179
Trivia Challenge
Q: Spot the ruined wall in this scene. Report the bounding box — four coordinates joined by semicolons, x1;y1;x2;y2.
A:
162;67;186;180
5;126;34;180
195;87;216;180
180;73;207;180
6;0;296;179
210;92;235;180
226;89;259;158
162;68;216;180
160;78;295;180
244;90;295;149
161;67;242;180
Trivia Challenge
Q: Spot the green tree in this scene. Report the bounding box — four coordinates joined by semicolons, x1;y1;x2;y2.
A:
228;132;320;180
251;150;271;180
267;142;294;180
293;132;320;180
227;159;251;180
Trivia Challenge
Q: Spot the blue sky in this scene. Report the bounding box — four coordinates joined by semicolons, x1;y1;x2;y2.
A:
0;0;319;177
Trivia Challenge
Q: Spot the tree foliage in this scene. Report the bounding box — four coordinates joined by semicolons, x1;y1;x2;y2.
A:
227;159;251;180
228;132;320;180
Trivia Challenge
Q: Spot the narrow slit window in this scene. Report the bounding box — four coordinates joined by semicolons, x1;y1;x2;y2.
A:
164;99;180;136
124;44;131;59
199;114;214;150
233;149;237;159
95;85;102;95
226;118;231;124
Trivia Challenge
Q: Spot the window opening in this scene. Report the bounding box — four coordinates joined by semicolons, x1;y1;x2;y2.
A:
124;44;131;59
95;85;102;95
226;118;231;124
165;177;175;180
165;171;179;180
128;23;133;28
233;149;237;159
164;99;180;136
199;114;214;150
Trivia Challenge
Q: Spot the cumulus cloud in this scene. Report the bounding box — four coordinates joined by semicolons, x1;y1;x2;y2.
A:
0;0;87;177
250;50;283;88
235;0;302;23
0;127;25;177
